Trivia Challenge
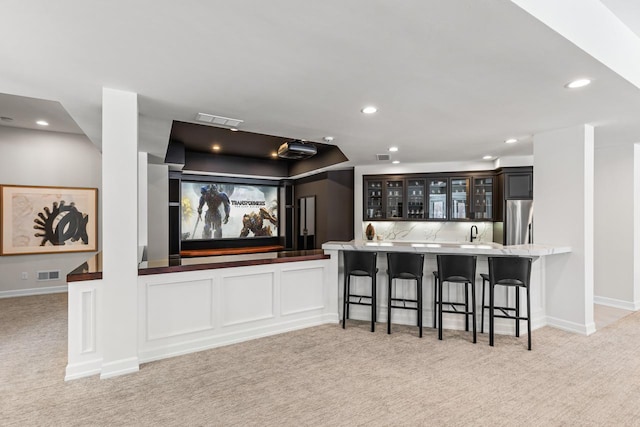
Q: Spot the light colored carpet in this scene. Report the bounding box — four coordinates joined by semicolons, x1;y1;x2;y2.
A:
2;293;640;426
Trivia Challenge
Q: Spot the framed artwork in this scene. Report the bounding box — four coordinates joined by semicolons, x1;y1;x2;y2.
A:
0;185;98;255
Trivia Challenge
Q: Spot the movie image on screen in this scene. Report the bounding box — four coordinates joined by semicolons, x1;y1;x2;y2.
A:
181;182;278;240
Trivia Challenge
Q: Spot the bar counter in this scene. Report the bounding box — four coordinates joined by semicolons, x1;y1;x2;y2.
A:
66;249;329;282
65;248;335;380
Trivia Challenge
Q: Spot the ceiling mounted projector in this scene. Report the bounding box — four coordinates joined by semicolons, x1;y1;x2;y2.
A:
277;140;317;159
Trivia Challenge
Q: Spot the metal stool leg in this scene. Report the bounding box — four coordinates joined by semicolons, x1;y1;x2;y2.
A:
371;274;376;333
464;282;469;332
438;279;444;340
526;285;532;350
417;278;423;338
433;274;438;328
481;276;487;334
342;274;349;329
387;276;392;335
471;279;477;343
515;286;520;337
489;282;495;347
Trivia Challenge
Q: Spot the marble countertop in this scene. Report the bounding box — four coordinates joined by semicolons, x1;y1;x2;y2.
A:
322;240;571;256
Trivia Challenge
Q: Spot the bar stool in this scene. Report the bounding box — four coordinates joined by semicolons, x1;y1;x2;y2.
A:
487;256;533;350
343;251;378;332
480;273;519;335
435;254;477;343
386;252;425;337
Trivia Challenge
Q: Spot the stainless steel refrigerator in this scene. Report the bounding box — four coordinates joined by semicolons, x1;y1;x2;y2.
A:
505;199;533;245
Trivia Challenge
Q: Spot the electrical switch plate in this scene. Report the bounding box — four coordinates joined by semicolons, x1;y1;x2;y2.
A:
21;272;28;280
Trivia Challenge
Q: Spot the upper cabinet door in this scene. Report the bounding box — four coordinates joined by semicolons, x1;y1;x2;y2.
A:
427;178;448;219
364;179;383;219
505;172;533;199
450;177;471;220
407;179;426;219
385;179;404;219
473;177;493;220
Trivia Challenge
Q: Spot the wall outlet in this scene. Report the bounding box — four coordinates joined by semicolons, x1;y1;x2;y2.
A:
21;272;28;280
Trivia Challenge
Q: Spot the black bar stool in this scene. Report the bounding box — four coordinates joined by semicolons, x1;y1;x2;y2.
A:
386;252;425;337
343;251;378;332
488;256;533;350
480;273;519;335
435;254;477;343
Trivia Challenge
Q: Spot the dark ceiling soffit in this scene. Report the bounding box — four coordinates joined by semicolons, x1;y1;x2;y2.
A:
164;140;185;166
287;146;349;177
184;150;289;178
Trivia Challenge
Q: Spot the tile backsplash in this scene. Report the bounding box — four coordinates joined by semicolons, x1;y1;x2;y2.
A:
361;221;493;243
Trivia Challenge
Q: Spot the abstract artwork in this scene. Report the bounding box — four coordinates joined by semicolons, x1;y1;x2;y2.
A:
0;185;98;255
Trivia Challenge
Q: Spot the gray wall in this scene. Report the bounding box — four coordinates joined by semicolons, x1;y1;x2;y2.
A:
147;163;169;261
0;126;102;296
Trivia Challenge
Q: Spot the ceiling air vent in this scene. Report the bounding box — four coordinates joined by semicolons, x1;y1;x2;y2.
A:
376;153;390;161
195;113;243;127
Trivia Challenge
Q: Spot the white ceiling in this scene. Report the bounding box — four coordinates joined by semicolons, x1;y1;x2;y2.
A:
1;1;640;167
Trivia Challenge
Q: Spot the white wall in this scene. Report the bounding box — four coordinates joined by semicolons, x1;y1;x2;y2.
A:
594;144;636;308
0;126;101;297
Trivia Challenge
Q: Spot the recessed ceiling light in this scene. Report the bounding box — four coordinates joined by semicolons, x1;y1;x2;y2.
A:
483;155;493;160
323;136;334;142
271;152;278;158
388;146;398;152
212;145;221;151
392;160;400;164
505;138;518;144
565;78;591;89
361;106;377;114
230;128;238;132
36;120;49;126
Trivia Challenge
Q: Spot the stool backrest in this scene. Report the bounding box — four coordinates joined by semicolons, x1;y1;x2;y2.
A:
488;256;532;286
343;251;377;275
436;254;477;282
387;252;425;279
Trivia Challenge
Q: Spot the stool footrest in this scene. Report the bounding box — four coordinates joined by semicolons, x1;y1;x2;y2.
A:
492;314;528;321
441;309;474;315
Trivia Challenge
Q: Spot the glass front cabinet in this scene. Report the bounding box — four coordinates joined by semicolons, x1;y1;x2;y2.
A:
407;179;426;219
427;178;448;220
473;176;493;219
364;179;383;220
385;179;404;219
364;173;496;221
450;177;471;220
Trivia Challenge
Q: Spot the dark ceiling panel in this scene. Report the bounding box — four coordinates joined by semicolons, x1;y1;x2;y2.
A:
168;120;348;177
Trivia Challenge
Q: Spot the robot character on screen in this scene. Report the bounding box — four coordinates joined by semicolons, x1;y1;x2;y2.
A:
197;184;231;239
240;207;278;237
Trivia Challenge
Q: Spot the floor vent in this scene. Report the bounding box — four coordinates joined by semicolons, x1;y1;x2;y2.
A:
376;153;390;161
37;270;61;281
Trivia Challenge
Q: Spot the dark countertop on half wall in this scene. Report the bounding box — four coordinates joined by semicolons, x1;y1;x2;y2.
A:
66;249;329;282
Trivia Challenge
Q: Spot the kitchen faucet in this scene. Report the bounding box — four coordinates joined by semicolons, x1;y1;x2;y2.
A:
470;225;478;242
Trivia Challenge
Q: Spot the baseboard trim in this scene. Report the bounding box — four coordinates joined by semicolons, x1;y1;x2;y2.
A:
0;285;67;299
100;357;140;379
594;296;640;311
65;358;103;381
546;316;596;336
139;314;337;364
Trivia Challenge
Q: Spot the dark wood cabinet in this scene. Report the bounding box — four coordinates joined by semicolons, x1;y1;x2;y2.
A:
505;170;533;199
363;170;500;222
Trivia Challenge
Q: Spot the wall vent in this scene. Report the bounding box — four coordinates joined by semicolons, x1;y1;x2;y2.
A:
37;270;61;281
195;113;243;127
376;153;390;161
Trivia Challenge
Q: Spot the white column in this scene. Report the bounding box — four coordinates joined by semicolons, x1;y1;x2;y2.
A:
138;152;148;262
101;88;140;378
634;144;640;309
534;124;595;335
